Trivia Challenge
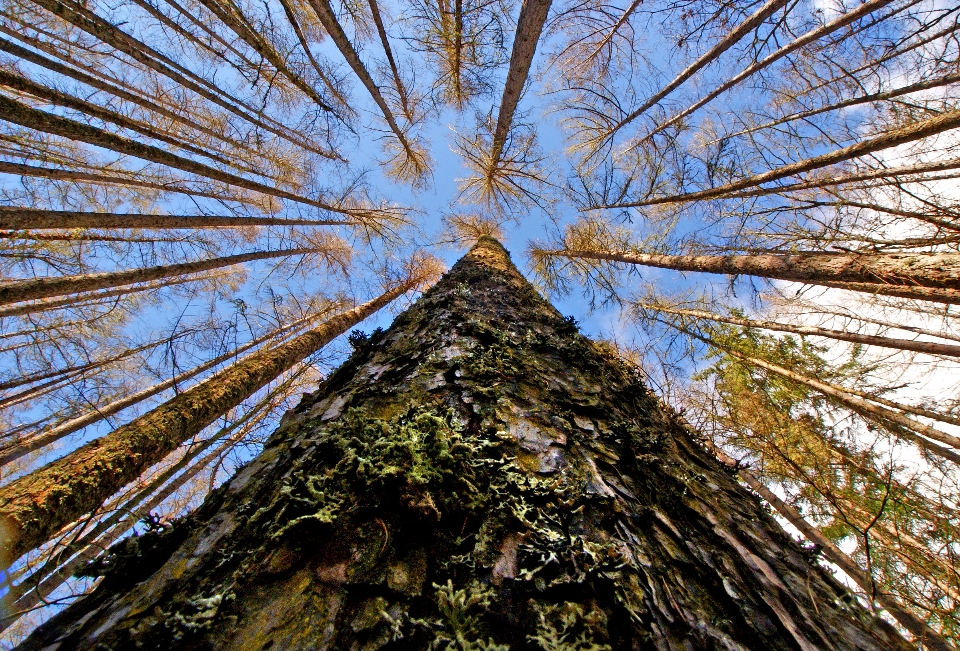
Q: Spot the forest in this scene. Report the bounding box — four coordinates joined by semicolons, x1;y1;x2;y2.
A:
0;0;956;646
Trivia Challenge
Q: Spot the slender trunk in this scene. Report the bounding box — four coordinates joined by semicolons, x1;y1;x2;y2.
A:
0;306;341;465
607;0;791;137
0;69;244;170
0;161;262;204
0;246;319;306
817;308;960;345
547;248;960;291
816;281;960;306
305;0;414;155
488;0;552;166
637;0;899;142
192;0;342;118
0;273;217;318
0;208;352;230
0;95;353;214
276;0;353;110
13;237;911;651
700;439;952;651
724;157;960;200
367;0;413;122
637;302;960;357
592;107;960;208
0;333;191;392
0;275;429;567
683;327;960;462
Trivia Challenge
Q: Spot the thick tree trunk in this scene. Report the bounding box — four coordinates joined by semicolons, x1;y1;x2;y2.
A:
15;238;911;651
0;280;424;566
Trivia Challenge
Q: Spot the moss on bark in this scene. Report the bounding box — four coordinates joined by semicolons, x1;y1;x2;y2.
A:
17;237;912;651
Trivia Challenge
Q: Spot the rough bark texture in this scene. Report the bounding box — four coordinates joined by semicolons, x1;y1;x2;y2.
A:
15;238;911;651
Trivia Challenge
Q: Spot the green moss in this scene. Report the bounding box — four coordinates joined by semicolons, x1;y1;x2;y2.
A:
528;602;612;651
415;580;510;651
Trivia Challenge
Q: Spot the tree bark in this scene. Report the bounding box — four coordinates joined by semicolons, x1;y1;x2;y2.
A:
0;207;352;230
488;0;552;166
0;277;427;566
0;247;320;306
14;238;912;650
548;248;960;292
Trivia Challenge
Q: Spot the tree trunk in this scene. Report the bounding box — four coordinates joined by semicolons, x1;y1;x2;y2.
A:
547;248;960;299
488;0;551;166
15;238;912;651
597;106;960;208
699;439;953;651
0;278;426;566
0;208;352;230
0;95;350;214
0;247;320;306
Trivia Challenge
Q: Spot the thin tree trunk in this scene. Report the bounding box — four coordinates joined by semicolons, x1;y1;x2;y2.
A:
192;0;342;118
367;0;413;122
488;0;552;166
699;438;952;651
0;69;245;170
816;281;960;306
637;0;899;142
13;237;910;650
724;157;960;200
0;34;258;156
0;208;352;230
305;0;415;156
0;161;262;204
0;246;321;306
276;0;353;110
591;107;960;208
545;248;960;291
0;95;355;215
0;273;218;318
606;0;791;138
0;273;432;567
0;305;342;465
637;302;960;357
0;333;192;392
